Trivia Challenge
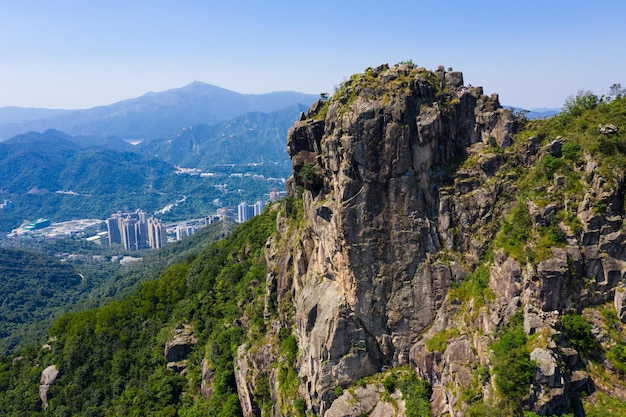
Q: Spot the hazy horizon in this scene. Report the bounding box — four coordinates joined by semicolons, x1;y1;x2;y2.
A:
2;1;625;110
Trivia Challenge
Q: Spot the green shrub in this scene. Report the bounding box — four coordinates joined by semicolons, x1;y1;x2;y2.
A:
425;327;460;352
607;343;626;374
490;313;535;409
448;261;495;310
495;201;533;262
396;371;433;417
383;373;397;393
561;141;581;160
561;313;601;359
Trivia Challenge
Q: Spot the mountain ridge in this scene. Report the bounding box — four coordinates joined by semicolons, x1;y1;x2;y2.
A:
0;82;318;140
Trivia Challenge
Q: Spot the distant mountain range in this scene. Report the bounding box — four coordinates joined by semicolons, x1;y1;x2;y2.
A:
0;82;318;140
139;103;309;169
505;106;560;119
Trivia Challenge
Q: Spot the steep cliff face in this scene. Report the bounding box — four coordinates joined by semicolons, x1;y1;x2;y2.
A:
284;64;516;411
236;63;626;416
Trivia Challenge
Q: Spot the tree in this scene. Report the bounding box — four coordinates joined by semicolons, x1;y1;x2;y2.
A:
562;90;599;117
609;83;625;101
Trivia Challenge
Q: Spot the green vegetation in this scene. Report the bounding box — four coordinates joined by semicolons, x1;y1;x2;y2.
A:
349;367;432;416
493;200;533;263
490;312;536;415
0;221;233;356
397;371;433;417
0;248;83;354
583;390;626;417
0;130;292;232
601;308;626;374
425;327;460;352
561;313;601;360
526;92;626;175
297;162;323;190
448;261;495;311
0;211;275;416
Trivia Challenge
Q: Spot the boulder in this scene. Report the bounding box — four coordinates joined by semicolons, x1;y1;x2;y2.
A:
39;365;60;410
531;348;563;388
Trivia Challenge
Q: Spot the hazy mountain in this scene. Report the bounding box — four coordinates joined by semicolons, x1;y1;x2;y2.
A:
505;106;560;119
0;107;71;124
0;130;172;194
139;103;308;169
0;82;318;140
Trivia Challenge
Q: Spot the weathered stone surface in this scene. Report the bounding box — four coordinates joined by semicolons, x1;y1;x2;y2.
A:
241;63;626;416
324;383;404;417
531;348;563;388
40;364;59;410
200;358;215;399
164;324;197;363
280;64;520;414
599;123;619;135
166;360;188;373
615;287;626;323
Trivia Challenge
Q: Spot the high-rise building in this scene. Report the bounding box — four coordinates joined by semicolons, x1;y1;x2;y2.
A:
106;209;162;250
237;202;255;223
253;200;265;216
148;217;166;249
106;216;122;245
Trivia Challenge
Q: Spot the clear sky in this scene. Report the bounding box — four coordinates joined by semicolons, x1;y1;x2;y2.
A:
1;1;625;110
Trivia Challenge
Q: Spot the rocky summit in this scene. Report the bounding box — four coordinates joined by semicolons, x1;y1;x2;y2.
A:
235;63;626;416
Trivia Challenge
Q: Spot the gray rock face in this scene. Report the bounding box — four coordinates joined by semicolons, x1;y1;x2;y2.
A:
164;324;197;372
615;288;626;323
280;64;518;414
324;383;403;417
39;364;59;410
237;63;626;416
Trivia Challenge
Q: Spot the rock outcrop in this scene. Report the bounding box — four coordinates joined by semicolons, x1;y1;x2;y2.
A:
235;63;626;416
164;324;197;374
40;364;59;410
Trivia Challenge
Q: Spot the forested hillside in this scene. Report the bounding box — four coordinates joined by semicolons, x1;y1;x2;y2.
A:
0;220;233;356
0;212;274;416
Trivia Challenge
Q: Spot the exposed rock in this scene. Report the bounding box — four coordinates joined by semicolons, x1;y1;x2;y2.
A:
281;64;519;414
531;348;563;388
40;364;59;410
240;63;626;416
200;358;215;399
166;361;188;373
324;383;404;417
599;123;619;135
615;287;626;323
165;324;197;370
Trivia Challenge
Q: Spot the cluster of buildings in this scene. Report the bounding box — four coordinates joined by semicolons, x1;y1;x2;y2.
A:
237;201;265;223
106;210;166;251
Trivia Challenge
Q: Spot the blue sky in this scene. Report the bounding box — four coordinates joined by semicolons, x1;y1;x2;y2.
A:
1;1;625;110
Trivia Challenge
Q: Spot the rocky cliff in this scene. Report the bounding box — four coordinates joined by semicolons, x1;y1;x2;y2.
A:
235;63;626;416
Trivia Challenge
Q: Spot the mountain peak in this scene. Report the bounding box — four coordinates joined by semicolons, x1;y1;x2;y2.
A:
0;84;318;141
